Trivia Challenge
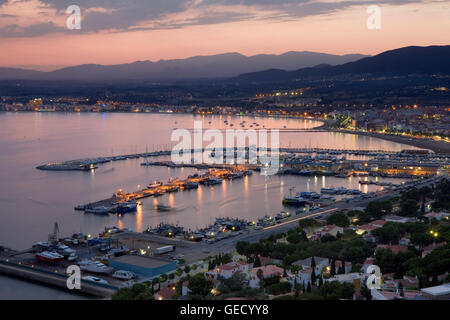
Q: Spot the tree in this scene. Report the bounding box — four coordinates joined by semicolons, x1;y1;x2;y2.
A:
398;282;404;298
311;269;317;285
253;255;262;268
311;256;316;269
267;282;292;295
327;212;350;228
365;200;392;219
299;219;319;230
222;272;246;292
360;282;372;300
338;260;346;274
330;257;336;276
187;273;213;299
306;281;311;293
320;281;355;300
184;265;191;274
112;283;154;300
256;269;264;281
318;277;323;287
400;199;419;217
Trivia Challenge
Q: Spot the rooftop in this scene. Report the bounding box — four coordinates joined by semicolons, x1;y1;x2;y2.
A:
421;284;450;296
292;256;328;267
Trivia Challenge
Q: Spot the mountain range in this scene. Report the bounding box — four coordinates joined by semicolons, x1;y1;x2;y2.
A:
235;45;450;83
0;51;367;81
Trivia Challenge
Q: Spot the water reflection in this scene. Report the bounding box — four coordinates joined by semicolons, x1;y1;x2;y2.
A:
0;112;420;250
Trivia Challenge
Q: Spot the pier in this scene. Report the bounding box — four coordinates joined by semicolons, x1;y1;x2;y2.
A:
36;146;445;172
75;166;254;212
0;259;117;298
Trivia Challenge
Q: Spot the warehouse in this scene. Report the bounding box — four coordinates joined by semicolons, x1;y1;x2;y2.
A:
109;255;177;278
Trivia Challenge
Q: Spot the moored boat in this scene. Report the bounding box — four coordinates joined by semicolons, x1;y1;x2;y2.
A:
85;206;111;214
35;251;64;263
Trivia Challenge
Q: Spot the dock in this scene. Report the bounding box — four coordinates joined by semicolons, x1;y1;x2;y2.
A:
75;166;254;212
0;259;117;298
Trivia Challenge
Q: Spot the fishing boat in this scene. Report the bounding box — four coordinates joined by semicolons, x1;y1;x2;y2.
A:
116;201;138;214
321;187;336;194
230;172;244;179
184;181;199;189
148;181;163;188
282;197;310;206
157;204;172;212
204;177;223;185
35;251;64;263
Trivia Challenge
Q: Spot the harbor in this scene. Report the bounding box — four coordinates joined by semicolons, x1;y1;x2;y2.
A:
1;112;448;300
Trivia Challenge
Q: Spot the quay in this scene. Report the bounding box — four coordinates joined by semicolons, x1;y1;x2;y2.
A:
75;166;254;212
36;147;446;172
0;259;117;298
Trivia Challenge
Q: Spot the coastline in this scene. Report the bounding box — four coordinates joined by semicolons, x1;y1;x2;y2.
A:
332;129;450;154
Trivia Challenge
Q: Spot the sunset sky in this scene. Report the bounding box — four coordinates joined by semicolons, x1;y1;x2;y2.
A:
0;0;449;70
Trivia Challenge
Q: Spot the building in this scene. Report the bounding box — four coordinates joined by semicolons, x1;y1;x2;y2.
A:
292;256;329;274
425;212;449;221
249;265;285;288
206;261;250;280
333;260;352;273
422;242;446;258
399;237;411;246
385;215;416;224
376;244;409;254
361;258;375;274
356;220;386;235
155;286;177;300
371;289;425;300
108;255;177;278
325;273;363;288
421;284;450;300
251;265;284;279
320;225;343;237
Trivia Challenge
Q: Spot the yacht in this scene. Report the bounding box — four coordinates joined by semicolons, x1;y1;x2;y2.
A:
85;206;111;214
185;181;199;189
204;177;223;185
321;187;336;194
112;270;136;280
116;201;138;214
68;252;78;262
82;276;108;285
35;251;64;263
79;260;114;274
148;181;163;188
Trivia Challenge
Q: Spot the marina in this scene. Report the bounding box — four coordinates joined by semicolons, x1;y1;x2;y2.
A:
0;112;444;256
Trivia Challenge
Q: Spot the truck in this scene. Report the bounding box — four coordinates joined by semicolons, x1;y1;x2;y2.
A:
156;245;175;254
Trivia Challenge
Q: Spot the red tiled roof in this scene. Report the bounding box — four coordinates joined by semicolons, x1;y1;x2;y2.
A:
156;286;176;300
335;260;352;268
376;244;409;254
423;242;446;252
252;265;284;278
358;224;378;232
322;225;339;233
370;220;387;227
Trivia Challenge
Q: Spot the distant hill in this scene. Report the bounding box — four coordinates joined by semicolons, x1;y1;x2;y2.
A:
0;51;367;81
235;45;450;83
0;67;44;80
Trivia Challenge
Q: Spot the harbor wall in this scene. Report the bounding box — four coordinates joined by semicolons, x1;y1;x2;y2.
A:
0;260;117;298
